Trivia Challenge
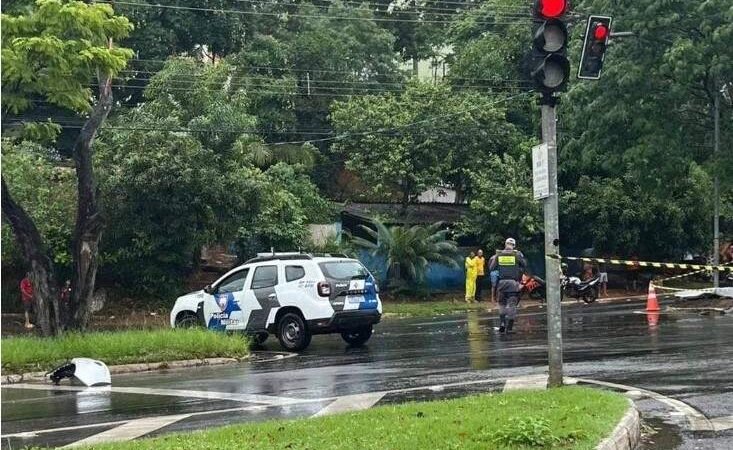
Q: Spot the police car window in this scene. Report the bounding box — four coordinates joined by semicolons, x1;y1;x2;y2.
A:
285;266;305;282
251;265;278;289
318;261;368;280
216;269;249;294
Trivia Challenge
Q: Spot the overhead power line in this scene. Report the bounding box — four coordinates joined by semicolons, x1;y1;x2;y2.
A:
7;91;533;148
269;90;533;145
109;1;532;25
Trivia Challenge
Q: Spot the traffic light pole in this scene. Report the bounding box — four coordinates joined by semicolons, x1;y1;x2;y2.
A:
713;91;720;289
541;97;563;388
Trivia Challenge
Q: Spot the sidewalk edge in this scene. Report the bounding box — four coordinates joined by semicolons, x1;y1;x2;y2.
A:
596;398;641;450
2;357;243;385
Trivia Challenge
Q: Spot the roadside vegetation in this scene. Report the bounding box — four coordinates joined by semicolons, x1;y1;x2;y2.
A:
86;387;627;450
1;329;249;375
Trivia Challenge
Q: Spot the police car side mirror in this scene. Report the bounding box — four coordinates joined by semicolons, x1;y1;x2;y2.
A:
203;284;213;294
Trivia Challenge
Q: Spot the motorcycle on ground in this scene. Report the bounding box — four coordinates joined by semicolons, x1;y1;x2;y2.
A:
521;274;546;302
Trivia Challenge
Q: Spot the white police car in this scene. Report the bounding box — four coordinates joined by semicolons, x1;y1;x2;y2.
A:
170;253;382;351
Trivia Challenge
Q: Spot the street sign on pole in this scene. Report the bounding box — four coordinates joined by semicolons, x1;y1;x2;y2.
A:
533;143;550;200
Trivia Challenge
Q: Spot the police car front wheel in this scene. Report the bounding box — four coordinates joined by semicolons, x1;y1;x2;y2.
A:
277;313;312;351
341;326;373;347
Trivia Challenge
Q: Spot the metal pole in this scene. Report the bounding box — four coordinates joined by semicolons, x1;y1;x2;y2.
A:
713;92;720;288
541;99;563;387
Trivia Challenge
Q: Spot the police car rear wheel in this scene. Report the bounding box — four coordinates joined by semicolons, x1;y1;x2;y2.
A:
277;313;311;351
341;326;373;347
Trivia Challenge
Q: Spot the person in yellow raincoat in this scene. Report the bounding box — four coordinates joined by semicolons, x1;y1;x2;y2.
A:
465;251;477;303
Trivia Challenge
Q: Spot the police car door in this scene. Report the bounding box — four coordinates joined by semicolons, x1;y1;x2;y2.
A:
204;268;249;331
242;264;280;332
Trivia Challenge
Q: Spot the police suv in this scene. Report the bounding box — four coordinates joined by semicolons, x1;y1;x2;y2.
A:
170;253;382;351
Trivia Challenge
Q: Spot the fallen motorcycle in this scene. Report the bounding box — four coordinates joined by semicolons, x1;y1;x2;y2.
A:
521;274;546;301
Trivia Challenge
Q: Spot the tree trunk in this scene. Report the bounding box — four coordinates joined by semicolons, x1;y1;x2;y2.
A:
67;73;113;330
1;177;60;336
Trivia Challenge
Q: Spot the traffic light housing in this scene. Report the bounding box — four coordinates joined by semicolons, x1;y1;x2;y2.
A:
578;15;612;80
530;0;571;94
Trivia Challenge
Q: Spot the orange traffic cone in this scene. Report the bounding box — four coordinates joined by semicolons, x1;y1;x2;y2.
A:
646;282;660;312
647;311;660;328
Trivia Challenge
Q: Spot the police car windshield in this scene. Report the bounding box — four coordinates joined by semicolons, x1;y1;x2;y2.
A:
318;261;368;280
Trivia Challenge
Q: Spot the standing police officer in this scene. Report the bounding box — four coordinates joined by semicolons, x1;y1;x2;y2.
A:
488;238;527;333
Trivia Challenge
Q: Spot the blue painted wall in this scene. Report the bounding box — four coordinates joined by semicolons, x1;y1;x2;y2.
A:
356;246;547;292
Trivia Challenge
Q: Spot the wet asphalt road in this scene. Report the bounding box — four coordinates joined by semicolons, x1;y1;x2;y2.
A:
2;298;732;449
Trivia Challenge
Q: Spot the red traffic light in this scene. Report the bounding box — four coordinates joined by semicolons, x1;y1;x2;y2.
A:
593;23;609;41
536;0;568;19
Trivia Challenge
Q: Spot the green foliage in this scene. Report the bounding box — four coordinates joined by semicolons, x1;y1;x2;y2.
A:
350;219;458;289
236;163;332;258
460;152;543;248
487;417;585;448
1;139;76;269
95;118;264;298
1;328;249;375
332;82;519;203
558;0;732;257
1;0;134;117
94;57;333;294
560;169;713;258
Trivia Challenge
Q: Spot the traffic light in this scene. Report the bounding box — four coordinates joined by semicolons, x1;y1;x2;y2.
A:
530;0;571;94
578;15;612;80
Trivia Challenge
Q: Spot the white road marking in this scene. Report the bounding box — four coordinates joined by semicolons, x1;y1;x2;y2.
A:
62;414;191;447
2;404;274;439
502;374;548;391
710;415;733;431
312;392;386;417
3;383;306;405
572;378;715;431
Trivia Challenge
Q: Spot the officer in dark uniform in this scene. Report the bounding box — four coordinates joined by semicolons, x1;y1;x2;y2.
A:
488;237;527;333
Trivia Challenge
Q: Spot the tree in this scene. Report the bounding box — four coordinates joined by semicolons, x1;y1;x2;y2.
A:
331;81;518;205
459;152;543;248
559;0;732;257
95;119;264;298
1;0;133;335
350;219;459;289
236;163;333;258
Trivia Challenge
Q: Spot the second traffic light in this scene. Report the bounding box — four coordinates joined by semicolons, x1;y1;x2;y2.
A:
578;15;612;80
531;0;571;94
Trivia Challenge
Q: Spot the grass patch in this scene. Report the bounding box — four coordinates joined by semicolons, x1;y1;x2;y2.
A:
88;386;628;450
1;328;249;374
383;298;492;317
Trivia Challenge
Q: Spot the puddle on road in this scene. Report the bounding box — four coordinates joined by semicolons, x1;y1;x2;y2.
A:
640;417;683;449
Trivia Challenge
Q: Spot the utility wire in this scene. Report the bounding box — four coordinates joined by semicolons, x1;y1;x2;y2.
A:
109;1;531;25
6;91;533;147
119;68;531;86
269;90;533;145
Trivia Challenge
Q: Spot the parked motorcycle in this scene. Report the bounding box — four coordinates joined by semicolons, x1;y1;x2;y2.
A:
561;275;600;304
521;274;546;301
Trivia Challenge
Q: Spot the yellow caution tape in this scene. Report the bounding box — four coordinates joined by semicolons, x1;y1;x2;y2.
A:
547;254;732;272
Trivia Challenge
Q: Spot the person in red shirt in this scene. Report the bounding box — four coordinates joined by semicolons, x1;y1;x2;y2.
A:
20;274;35;329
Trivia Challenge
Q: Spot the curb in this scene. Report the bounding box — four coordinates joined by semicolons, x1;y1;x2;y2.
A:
665;306;730;315
2;357;242;385
596;399;641;450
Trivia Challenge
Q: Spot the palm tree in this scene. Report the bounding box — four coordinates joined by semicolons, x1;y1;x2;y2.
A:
350;219;459;289
236;141;317;169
